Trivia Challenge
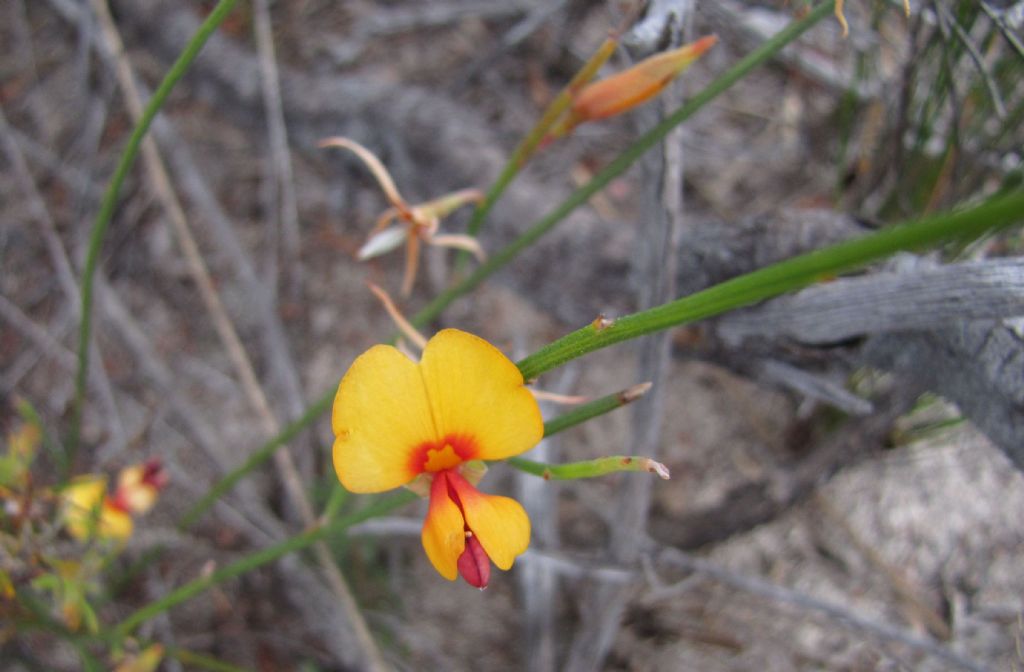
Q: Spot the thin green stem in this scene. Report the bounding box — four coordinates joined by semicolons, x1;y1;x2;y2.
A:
414;0;835;329
322;481;351;521
179;391;333;529
113;491;415;638
540;382;650;437
464;36;618;241
70;0;239;467
507;455;669;480
515;189;1024;380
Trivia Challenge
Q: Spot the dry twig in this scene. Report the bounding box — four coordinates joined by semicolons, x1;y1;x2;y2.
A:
0;103;127;455
566;9;690;668
253;0;302;304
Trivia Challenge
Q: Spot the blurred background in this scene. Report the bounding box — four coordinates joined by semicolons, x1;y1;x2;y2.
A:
2;0;1023;670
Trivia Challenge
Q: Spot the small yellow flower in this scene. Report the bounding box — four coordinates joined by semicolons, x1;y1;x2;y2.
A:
111;459;167;515
62;476;133;542
549;35;718;139
61;459;166;542
332;329;543;587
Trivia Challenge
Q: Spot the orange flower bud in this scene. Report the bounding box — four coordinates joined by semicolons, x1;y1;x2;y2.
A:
574;35;717;121
551;35;717;138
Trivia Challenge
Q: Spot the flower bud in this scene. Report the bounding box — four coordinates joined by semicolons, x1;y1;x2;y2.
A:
551;35;718;138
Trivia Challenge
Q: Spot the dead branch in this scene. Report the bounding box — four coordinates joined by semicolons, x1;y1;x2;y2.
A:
865;320;1024;470
716;257;1024;467
253;0;301;307
757;358;874;416
718;258;1024;346
518;367;578;672
0;294;78;374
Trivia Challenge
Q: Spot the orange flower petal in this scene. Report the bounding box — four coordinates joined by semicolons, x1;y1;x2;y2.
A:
419;330;543;462
421;473;467;580
101;505;134;540
332;344;436;493
448;471;530;571
572;35;718;122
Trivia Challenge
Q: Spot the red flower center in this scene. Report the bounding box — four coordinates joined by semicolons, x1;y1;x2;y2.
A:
408;434;478;474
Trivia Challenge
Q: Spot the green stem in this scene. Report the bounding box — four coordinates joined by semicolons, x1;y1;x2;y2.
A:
464;36;618;241
322;481;351;521
413;0;836;329
507;455;668;480
178;390;333;529
541;382;650;437
70;0;239;469
516;189;1024;380
113;491;415;638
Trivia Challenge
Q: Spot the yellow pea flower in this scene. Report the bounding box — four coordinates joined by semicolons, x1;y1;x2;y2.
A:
62;476;133;542
62;459;167;542
110;458;168;515
332;329;543;587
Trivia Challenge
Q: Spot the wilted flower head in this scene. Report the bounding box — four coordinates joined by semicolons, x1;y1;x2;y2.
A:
320;137;486;296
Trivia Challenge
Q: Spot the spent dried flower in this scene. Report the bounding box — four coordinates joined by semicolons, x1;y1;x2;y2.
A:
320;137;486;296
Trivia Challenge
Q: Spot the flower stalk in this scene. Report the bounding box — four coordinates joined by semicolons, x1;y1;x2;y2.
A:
540;382;652;437
462;34;620;243
507;455;670;481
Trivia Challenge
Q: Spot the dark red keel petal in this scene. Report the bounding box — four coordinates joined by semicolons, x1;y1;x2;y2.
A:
457;533;491;589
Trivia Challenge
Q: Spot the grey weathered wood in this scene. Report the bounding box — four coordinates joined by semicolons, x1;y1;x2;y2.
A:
758;358;874;416
719;258;1024;345
865;320;1024;470
718;258;1024;467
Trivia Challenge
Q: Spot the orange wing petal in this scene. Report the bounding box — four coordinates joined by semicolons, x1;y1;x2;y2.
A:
421;472;467;580
448;471;530;571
